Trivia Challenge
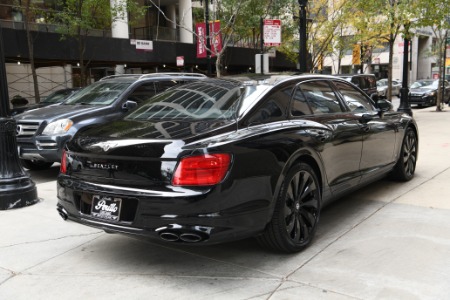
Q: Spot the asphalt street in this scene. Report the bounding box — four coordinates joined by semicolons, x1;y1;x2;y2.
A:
1;102;450;300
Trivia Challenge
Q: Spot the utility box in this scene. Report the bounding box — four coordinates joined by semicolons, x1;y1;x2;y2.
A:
255;54;269;74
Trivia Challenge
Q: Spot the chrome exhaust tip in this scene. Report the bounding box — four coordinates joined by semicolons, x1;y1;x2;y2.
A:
56;206;68;220
179;233;203;243
156;224;212;243
159;232;179;242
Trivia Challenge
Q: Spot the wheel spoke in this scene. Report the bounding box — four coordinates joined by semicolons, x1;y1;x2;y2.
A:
293;216;301;241
286;214;295;235
286;182;294;203
299;217;309;241
292;172;300;200
300;208;317;227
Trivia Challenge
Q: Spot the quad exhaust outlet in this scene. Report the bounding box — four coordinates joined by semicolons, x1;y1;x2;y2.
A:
156;224;212;243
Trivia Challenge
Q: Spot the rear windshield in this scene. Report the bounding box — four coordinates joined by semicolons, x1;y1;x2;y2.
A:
125;81;257;121
64;82;131;105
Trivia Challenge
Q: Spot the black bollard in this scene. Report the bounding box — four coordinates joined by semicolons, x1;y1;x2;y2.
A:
0;23;38;209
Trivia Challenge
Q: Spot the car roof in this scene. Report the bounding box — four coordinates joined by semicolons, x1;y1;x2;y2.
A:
334;74;376;78
98;73;207;83
224;73;350;87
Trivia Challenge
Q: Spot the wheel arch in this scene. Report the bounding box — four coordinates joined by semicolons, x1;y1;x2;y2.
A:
273;149;325;209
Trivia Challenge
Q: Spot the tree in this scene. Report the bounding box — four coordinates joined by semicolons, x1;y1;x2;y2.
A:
147;0;294;77
347;0;415;101
12;0;41;103
307;0;352;73
213;0;294;76
265;0;354;73
51;0;145;86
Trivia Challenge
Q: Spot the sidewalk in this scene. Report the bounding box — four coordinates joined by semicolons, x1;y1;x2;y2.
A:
1;106;450;300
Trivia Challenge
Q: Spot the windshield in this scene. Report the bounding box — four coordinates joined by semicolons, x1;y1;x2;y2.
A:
64;82;131;105
42;90;74;103
126;81;258;121
410;80;436;89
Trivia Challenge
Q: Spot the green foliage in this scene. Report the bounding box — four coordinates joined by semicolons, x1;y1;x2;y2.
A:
50;0;145;37
214;0;294;48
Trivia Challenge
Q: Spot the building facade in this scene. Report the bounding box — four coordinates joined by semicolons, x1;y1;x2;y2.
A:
0;0;296;105
324;26;438;83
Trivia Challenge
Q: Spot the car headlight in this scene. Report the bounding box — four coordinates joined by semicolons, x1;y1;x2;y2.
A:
42;119;73;135
424;92;436;97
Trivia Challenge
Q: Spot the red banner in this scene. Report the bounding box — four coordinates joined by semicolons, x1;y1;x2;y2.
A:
196;23;207;58
196;21;222;58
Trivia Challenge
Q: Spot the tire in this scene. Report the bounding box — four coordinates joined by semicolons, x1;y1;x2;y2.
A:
390;127;417;181
20;159;53;170
257;163;321;253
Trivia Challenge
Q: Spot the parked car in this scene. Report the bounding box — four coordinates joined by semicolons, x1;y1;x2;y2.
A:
56;74;418;253
409;79;450;107
10;88;81;116
336;74;379;100
15;73;206;170
377;78;401;98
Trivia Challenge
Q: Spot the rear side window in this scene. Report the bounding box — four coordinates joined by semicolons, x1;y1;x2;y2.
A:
291;86;312;116
334;81;375;112
247;85;292;124
299;80;343;114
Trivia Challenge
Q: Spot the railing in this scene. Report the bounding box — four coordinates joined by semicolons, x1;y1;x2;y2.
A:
133;26;179;42
0;19;112;37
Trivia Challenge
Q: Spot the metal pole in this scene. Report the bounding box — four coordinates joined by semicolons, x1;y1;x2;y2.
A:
398;24;413;116
260;17;264;74
441;32;447;109
0;22;38;209
298;0;308;73
205;0;212;76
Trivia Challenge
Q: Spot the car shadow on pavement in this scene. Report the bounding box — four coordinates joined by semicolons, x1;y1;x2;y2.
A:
26;164;60;184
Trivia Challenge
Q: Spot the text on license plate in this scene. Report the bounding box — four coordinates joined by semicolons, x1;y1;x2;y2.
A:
91;195;122;221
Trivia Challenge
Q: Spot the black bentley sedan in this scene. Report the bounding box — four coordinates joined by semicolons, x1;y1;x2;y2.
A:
57;74;418;253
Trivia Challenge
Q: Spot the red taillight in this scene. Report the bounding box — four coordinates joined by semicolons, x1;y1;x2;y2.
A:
172;153;231;186
60;149;67;174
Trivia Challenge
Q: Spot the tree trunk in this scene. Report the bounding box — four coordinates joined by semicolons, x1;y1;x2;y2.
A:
387;37;394;101
24;1;40;104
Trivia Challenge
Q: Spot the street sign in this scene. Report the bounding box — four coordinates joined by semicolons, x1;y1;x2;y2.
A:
263;19;281;47
176;56;184;67
134;39;153;51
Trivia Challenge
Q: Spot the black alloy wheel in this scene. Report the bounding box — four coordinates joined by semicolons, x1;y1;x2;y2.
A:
257;163;321;253
390;127;417;181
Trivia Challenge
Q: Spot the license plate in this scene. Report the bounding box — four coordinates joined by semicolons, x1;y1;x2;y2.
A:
91;195;122;221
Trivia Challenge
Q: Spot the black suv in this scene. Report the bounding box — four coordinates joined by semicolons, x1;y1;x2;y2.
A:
15;73;206;170
336;74;378;100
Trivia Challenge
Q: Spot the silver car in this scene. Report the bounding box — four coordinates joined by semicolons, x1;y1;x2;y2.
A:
377;79;401;98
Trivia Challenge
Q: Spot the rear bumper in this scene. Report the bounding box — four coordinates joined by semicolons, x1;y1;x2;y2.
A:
56;175;274;245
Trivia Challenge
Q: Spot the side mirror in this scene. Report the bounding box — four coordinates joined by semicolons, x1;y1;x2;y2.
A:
122;100;138;111
376;99;393;112
370;93;380;102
